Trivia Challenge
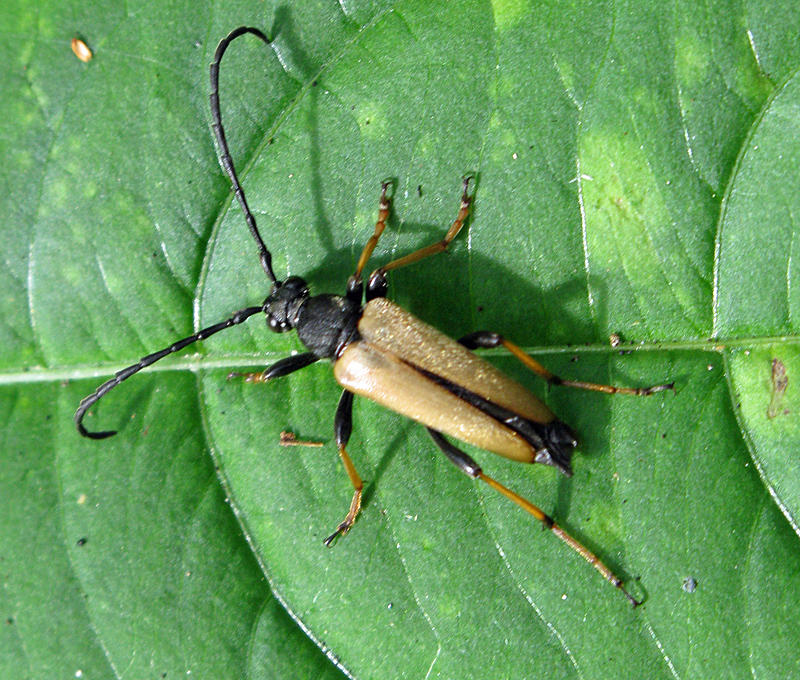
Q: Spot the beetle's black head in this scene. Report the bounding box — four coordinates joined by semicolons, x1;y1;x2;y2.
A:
263;276;309;333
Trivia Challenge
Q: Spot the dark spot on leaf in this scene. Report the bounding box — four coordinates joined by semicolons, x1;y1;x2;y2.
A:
768;358;788;419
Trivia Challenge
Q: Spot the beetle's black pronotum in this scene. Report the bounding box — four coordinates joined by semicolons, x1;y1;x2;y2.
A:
75;26;673;607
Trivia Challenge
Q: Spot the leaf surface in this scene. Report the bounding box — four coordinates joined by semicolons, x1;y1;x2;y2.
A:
3;1;800;678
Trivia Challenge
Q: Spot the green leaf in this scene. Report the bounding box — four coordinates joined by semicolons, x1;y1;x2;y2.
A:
717;69;800;536
3;1;800;679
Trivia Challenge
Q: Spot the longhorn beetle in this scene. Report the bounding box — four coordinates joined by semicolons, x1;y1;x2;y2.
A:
75;26;673;607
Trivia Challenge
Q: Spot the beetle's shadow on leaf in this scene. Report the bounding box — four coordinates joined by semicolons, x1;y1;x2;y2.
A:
271;5;337;258
302;236;604;346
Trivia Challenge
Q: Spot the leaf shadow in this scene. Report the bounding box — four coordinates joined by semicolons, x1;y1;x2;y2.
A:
271;5;337;257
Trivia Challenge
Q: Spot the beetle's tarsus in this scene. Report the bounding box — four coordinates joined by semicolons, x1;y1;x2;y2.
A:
621;584;643;608
644;381;675;395
323;521;352;547
461;173;475;200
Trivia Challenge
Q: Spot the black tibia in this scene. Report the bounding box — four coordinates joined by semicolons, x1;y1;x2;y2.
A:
265;352;319;379
75;305;264;439
458;331;502;350
228;352;319;382
428;428;482;478
335;389;354;447
324;389;363;546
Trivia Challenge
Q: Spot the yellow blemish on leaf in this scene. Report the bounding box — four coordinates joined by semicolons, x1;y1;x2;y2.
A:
491;0;530;30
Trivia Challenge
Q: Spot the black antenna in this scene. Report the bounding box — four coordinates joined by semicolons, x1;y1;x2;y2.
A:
76;27;286;439
209;26;278;285
75;306;263;438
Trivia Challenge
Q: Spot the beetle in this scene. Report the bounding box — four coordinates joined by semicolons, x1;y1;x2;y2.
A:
75;26;673;607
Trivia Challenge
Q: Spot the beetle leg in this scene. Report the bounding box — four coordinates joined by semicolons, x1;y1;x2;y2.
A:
367;176;473;300
347;180;395;302
427;427;642;607
459;332;674;396
324;390;364;546
227;351;318;383
350;181;393;284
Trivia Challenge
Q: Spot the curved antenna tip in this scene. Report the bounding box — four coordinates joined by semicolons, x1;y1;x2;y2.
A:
77;426;118;440
75;416;117;440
